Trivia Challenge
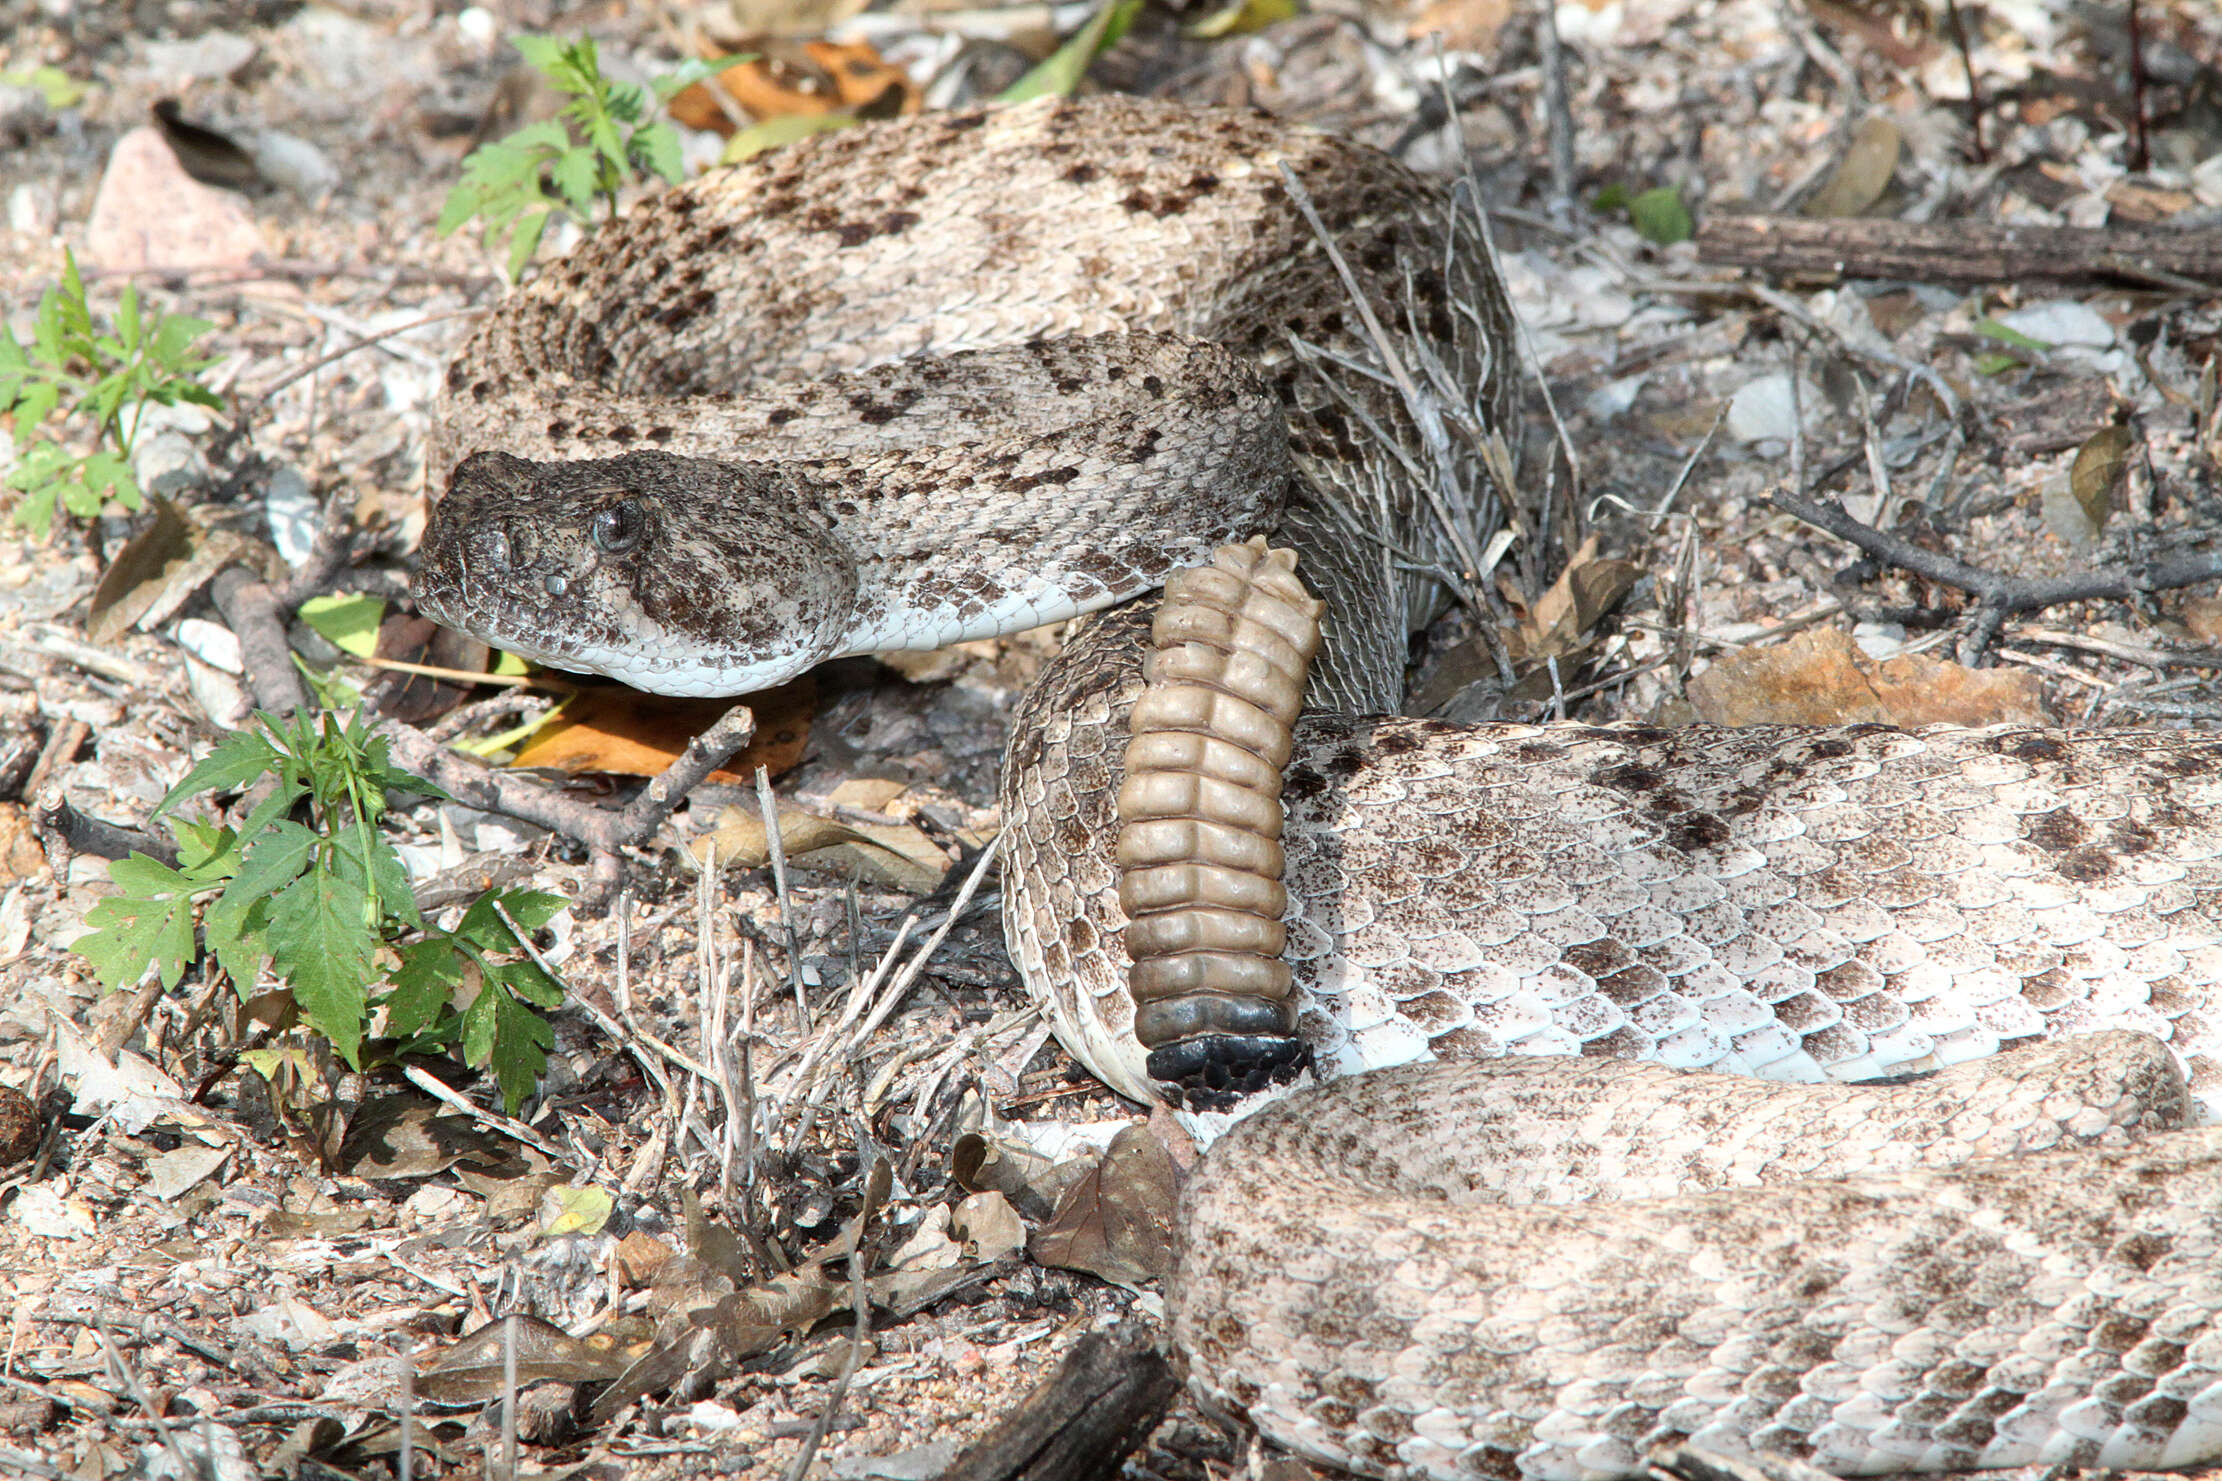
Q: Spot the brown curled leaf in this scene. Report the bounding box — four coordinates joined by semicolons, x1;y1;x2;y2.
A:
1029;1125;1181;1290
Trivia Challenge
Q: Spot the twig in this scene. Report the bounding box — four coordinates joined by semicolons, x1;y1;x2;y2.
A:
754;764;811;1027
2008;626;2222;673
499;1313;520;1481
401;1063;562;1159
1536;0;1577;231
781;1156;886;1481
1769;487;2222;663
30;794;176;866
98;1325;196;1480
80;256;496;290
1698;215;2222;289
244;308;489;407
1277;165;1487;590
41;1301;279;1385
0;1449;74;1481
2126;0;2149;174
375;701;755;861
1939;0;1988;163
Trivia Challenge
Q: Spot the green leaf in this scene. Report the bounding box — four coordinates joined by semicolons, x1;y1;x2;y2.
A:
221;819;320;906
583;110;625;169
1974;317;2050;351
721;111;856;165
167;819;238;876
75;856;202;991
297;593;386;658
1973;351;2022;376
999;0;1143;102
387;939;464;1039
158;729;279;816
12;380;59;440
511;34;570;76
267;863;374;1067
114;283;141;353
651;57;720;103
1627;187;1693;246
0;64;86;110
505;209;552;282
149;312;215;368
335;825;420;931
635;122;683;186
497;890;569;935
435;182;489;237
80;450;137;510
463;980;555;1114
550;147;598;216
494;958;564;1010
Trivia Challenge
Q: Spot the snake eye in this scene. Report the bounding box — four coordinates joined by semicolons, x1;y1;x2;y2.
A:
590;499;645;554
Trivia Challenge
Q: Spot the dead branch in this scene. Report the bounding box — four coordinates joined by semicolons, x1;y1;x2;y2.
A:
940;1322;1178;1481
374;701;755;867
1769;487;2222;662
1700;216;2222;290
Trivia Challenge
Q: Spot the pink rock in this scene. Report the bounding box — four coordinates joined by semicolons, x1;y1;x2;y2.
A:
84;126;267;273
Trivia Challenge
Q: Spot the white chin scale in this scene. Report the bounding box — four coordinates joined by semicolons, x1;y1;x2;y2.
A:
522;640;817;700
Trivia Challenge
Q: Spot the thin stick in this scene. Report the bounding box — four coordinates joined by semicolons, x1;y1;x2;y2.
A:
243;307;488;407
401;1062;561;1158
1770;486;2222;662
1940;0;1989;162
1536;0;1578;231
499;1313;519;1481
754;763;811;1027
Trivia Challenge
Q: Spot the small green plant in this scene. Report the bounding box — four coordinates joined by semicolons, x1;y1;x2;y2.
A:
0;250;223;538
437;34;707;280
1592;182;1694;246
75;709;566;1114
0;64;87;110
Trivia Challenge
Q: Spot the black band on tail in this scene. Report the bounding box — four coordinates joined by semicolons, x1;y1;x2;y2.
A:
1147;1034;1312;1112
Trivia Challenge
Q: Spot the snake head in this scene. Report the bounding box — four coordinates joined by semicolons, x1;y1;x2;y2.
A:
413;450;859;697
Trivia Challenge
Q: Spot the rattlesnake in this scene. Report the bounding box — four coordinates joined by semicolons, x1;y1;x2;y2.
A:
411;96;2222;1479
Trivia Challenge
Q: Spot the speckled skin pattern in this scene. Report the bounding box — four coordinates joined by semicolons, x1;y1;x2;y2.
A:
408;96;2222;1479
1175;1035;2222;1481
416;96;1514;693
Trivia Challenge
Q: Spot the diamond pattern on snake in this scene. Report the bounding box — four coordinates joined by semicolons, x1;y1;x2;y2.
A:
413;96;2222;1481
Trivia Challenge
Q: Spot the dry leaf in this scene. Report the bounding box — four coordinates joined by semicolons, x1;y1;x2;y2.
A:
724;0;872;40
87;499;271;645
2105;181;2195;223
418;1315;625;1404
1506;532;1642;663
2068;424;2133;533
1687;627;2048;728
695;799;949;893
1408;0;1513;50
1029;1124;1180;1291
950;1130;1093;1222
538;1182;614;1238
510;678;814;783
0;803;47;885
669;40;912;135
335;1094;528;1180
2181;596;2222;645
951;1191;1025;1262
617;1231;676;1288
1802;113;1901;218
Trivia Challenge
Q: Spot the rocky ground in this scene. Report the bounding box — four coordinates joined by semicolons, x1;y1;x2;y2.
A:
2;0;2221;1476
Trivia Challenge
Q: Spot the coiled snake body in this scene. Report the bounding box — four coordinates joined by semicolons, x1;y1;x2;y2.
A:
413;97;2222;1479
